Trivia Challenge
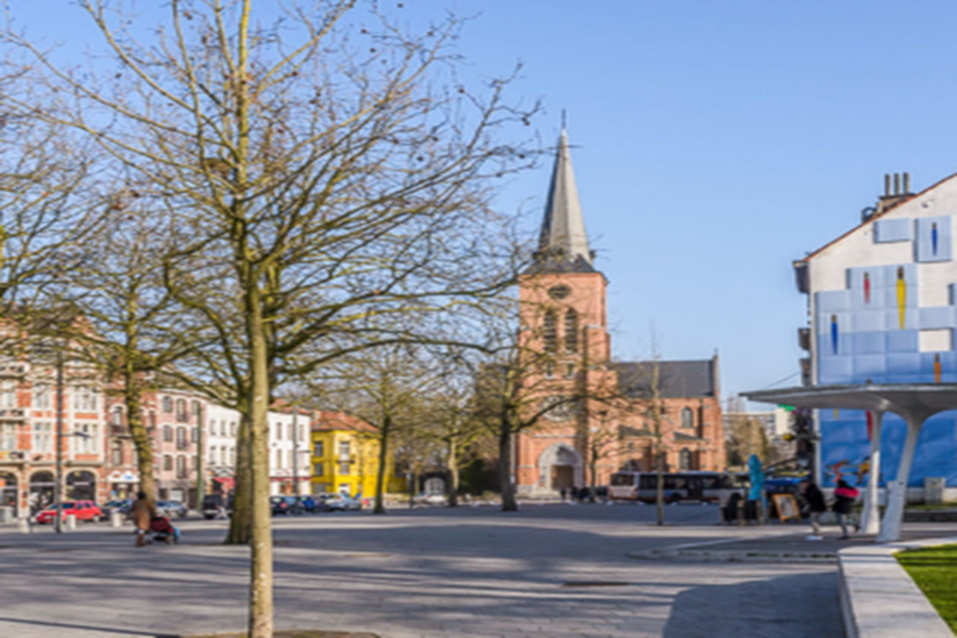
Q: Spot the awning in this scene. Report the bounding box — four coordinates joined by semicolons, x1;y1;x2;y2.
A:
743;383;957;418
212;477;234;490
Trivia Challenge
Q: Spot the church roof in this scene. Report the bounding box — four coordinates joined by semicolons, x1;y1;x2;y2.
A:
530;129;594;274
611;360;718;399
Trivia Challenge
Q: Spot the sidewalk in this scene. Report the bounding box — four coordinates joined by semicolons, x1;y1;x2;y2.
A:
631;522;957;563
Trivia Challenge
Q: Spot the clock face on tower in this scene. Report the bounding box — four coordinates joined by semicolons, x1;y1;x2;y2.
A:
548;284;571;300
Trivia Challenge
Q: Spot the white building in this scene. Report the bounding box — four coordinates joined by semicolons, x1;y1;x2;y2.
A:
204;402;240;496
268;409;311;496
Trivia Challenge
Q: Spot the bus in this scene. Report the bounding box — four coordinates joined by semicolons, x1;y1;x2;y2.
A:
608;471;748;503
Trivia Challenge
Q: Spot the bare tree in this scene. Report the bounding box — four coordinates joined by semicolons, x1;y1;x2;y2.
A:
5;3;534;634
52;207;204;508
316;345;443;514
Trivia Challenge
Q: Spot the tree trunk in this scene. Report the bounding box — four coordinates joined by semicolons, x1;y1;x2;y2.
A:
225;410;253;544
123;367;156;503
247;294;273;638
447;438;459;508
499;421;517;512
373;415;391;515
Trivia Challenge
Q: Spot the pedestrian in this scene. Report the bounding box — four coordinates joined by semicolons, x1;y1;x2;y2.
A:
833;479;860;540
131;491;156;547
722;491;743;525
570;486;579;502
799;479;827;540
560;487;567;501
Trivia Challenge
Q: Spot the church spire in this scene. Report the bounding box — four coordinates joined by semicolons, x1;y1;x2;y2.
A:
535;128;594;272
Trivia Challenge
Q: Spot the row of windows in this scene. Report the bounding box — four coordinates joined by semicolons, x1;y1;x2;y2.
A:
272;422;307;442
209;446;236;467
312;440;352;458
312;461;351;476
0;382;99;411
160;454;193;478
0;423;99;453
160;396;200;423
208;419;238;437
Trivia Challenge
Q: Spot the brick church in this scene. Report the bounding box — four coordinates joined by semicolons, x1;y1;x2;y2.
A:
514;129;725;496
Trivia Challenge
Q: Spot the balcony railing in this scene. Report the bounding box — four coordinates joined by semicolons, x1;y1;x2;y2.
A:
0;408;26;420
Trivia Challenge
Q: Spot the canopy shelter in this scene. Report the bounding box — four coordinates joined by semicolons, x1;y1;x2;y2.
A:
742;383;957;542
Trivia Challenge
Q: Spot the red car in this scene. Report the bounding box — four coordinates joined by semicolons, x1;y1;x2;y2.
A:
36;500;104;524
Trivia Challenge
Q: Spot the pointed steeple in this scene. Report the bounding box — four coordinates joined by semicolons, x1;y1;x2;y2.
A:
533;128;594;273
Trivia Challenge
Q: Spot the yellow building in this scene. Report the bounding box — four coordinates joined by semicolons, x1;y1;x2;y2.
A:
310;411;397;498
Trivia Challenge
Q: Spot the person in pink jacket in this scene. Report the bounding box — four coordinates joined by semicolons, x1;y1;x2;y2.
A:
833;480;860;539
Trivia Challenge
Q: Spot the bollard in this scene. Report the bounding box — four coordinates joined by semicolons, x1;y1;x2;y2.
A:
17;516;31;534
65;514;77;531
110;511;123;528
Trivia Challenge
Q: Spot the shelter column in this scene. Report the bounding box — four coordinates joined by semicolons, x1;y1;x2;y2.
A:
859;411;883;535
877;413;923;543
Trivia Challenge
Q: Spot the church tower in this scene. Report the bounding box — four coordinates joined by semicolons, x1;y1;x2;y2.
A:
515;129;614;494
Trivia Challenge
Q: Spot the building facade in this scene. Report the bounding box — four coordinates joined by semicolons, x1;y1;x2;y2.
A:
268;408;311;496
0;342;326;516
794;173;957;491
0;353;107;518
204;402;239;496
515;130;725;496
310;411;391;498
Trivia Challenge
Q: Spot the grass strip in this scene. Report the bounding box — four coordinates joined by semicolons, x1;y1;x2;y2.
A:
897;543;957;632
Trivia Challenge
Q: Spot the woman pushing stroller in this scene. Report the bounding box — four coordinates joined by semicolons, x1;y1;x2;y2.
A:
131;492;182;546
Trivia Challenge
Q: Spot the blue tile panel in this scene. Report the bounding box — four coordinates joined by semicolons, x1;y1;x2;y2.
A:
915;217;952;263
815;246;957;488
874;218;913;243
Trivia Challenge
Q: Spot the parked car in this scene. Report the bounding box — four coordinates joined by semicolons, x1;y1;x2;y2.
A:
201;494;231;520
156;500;188;519
36;501;104;524
101;499;133;518
414;493;447;506
296;496;328;513
270;496;303;516
319;493;362;511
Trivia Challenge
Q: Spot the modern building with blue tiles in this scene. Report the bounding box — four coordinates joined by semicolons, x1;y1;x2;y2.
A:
794;173;957;496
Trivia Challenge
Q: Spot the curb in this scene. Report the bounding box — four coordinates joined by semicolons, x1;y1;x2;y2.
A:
839;536;956;638
629;548;836;563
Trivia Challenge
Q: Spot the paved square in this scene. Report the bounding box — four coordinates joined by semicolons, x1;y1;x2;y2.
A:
0;504;845;638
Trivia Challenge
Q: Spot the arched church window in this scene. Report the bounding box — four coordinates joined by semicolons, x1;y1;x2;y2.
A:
564;309;579;353
543;310;557;352
679;448;692;470
681;407;694;429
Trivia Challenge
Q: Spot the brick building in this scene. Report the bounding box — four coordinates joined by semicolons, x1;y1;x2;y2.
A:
514;129;724;496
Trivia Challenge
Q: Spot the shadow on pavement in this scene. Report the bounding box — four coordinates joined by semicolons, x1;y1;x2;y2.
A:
0;616;156;636
661;570;843;638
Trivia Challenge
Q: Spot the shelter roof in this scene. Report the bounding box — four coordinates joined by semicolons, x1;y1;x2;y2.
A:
742;384;957;420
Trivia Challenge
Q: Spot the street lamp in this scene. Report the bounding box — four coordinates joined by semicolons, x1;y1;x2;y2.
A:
54;351;64;534
292;408;299;498
195;402;204;509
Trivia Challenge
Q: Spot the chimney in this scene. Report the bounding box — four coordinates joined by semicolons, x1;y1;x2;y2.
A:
875;172;913;215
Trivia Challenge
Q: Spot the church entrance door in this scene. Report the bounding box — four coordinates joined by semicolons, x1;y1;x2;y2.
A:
551;465;574;490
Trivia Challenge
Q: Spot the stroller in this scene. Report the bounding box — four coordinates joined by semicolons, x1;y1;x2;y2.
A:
148;515;182;544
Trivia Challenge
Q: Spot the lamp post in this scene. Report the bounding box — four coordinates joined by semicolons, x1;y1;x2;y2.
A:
292;409;299;498
195;402;204;508
54;351;64;534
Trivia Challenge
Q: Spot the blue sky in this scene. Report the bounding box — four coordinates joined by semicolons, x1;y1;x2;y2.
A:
11;1;957;405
